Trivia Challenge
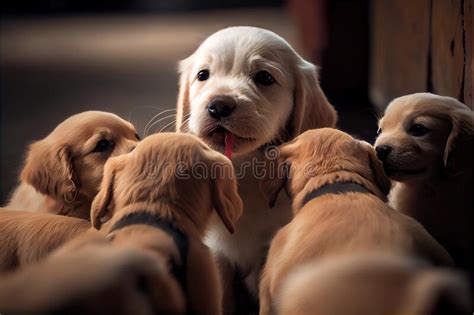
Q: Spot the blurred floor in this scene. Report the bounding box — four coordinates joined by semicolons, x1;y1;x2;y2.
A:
0;8;298;203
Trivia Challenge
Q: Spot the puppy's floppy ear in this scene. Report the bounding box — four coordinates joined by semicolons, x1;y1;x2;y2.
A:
403;270;471;315
361;141;391;198
21;141;78;206
289;61;337;138
176;55;194;132
443;107;474;175
210;159;243;234
91;161;117;229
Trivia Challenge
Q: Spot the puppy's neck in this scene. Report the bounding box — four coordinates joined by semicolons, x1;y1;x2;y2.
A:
398;174;469;198
399;166;470;191
54;197;91;220
103;201;203;238
231;150;264;166
292;170;384;213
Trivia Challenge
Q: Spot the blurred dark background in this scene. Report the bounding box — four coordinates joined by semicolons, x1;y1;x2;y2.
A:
1;0;471;203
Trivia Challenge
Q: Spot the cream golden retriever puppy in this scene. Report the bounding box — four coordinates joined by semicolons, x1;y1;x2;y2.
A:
374;93;473;275
89;133;243;315
7;111;139;219
176;26;337;302
259;128;453;315
278;253;470;315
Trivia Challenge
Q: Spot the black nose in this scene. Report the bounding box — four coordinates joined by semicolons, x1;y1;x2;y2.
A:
207;96;236;119
375;145;392;161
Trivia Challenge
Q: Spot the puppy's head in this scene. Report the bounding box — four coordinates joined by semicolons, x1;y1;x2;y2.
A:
263;128;391;208
20;111;139;214
91;133;243;234
176;26;336;157
375;93;473;181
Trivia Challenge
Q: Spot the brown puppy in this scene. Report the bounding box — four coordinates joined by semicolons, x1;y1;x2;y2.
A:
278;253;471;315
259;128;453;315
375;93;473;274
0;208;92;272
90;132;243;315
7;111;139;219
0;242;181;315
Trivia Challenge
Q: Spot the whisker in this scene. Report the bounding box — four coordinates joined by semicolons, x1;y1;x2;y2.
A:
176;114;191;132
144;114;177;136
143;109;177;134
143;109;177;135
158;119;178;133
371;111;381;123
177;117;191;133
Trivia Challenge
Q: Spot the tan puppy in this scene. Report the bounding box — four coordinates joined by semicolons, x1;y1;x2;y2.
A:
0;243;180;314
278;253;471;315
7;111;139;219
90;133;243;315
259;128;453;315
0;208;92;272
176;26;337;301
375;93;473;274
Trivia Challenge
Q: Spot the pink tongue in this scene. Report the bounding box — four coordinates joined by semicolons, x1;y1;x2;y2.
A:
224;130;234;159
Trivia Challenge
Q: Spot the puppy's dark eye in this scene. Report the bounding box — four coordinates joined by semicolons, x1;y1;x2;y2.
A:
92;139;114;153
408;124;431;137
377;128;382;136
197;69;210;81
254;71;275;86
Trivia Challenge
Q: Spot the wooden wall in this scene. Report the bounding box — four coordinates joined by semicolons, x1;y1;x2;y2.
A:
370;0;473;110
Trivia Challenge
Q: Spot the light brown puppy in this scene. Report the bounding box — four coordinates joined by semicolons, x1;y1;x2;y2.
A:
177;26;337;301
278;253;471;315
259;128;453;315
90;132;243;315
7;111;139;219
0;208;92;272
0;242;180;315
375;93;473;274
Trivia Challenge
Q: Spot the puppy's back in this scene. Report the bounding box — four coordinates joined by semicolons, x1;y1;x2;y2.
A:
0;209;90;272
265;193;452;288
278;253;470;315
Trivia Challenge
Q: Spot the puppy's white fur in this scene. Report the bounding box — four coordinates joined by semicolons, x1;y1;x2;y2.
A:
176;26;337;296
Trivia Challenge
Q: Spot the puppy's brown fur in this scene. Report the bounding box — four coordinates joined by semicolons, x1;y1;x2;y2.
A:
0;208;91;272
7;111;139;219
0;243;182;315
259;128;453;315
278;253;470;315
375;93;474;274
90;133;243;315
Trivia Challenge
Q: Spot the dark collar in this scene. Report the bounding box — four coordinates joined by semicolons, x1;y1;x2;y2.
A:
110;212;189;296
301;182;372;207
